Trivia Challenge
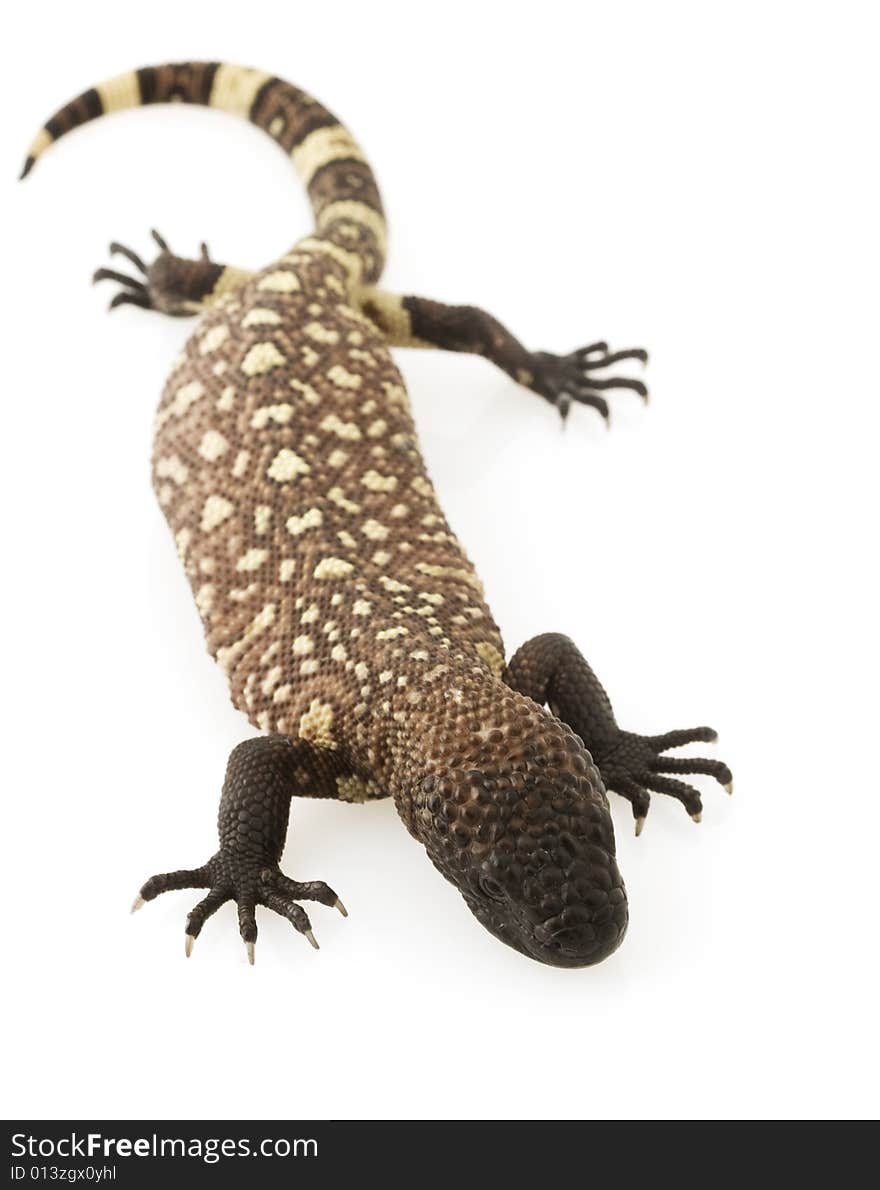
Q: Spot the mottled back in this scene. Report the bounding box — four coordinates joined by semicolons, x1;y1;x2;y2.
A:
153;243;506;797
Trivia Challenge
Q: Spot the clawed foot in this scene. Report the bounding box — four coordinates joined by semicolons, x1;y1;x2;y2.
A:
532;341;649;425
595;726;732;834
131;851;347;963
92;231;215;315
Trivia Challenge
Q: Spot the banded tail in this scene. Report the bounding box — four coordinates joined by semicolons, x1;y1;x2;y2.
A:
20;62;387;284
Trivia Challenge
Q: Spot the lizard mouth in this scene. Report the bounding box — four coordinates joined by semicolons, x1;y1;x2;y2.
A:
467;876;629;968
535;919;628;967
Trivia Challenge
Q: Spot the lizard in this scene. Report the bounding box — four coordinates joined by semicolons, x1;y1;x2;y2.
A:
22;62;732;968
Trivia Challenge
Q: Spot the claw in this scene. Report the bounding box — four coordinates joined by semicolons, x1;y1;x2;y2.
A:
246;941;255;966
690;811;702;824
634;816;645;837
304;929;320;950
185;934;195;958
130;895;145;914
334;898;348;918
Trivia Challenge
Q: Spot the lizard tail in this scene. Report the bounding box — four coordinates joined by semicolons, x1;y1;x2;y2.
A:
20;61;387;284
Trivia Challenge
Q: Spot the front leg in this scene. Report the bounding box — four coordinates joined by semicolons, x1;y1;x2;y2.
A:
358;288;648;424
132;737;348;962
506;634;732;834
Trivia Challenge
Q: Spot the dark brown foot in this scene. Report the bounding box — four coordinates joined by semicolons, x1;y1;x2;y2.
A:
531;341;649;424
132;856;345;962
92;236;154;311
131;737;347;962
596;726;732;834
92;231;222;317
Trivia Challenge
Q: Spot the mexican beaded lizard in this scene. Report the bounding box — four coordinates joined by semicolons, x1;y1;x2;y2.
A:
22;62;731;967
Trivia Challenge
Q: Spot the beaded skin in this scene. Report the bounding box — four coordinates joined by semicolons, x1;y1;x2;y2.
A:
23;63;730;965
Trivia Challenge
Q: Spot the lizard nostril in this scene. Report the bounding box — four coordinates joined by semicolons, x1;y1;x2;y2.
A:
479;875;505;901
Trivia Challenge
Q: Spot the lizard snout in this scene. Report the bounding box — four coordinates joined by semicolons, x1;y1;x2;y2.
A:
529;858;629;968
467;836;628;968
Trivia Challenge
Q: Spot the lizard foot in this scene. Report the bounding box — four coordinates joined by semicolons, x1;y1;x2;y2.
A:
531;341;649;425
92;231;220;316
132;855;346;963
92;236;152;311
132;738;351;962
596;726;732;834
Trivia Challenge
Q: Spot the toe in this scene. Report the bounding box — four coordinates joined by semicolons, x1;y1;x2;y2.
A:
569;391;610;422
259;871;341;909
109;291;151;311
139;865;212;902
583;346;649;369
652;756;732;788
581;375;648;399
263;890;317;947
643;774;703;819
109;242;147;273
185;887;230;940
574;341;609;360
611;774;651;828
650;726;718;750
237;895;258;946
92;267;147;291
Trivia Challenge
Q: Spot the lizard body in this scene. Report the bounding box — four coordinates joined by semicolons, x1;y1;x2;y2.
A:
24;63;731;967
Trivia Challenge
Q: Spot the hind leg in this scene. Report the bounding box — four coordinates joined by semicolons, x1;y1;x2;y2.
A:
93;230;253;315
358;287;648;425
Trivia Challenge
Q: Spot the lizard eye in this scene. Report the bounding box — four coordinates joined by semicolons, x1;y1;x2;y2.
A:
479;875;505;902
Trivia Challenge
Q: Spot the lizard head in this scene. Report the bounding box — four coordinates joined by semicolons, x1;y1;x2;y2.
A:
411;708;628;967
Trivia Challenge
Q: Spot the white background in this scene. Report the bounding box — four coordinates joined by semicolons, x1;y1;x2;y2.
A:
3;0;878;1121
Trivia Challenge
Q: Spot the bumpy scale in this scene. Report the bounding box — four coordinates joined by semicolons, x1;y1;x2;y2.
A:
24;62;731;967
